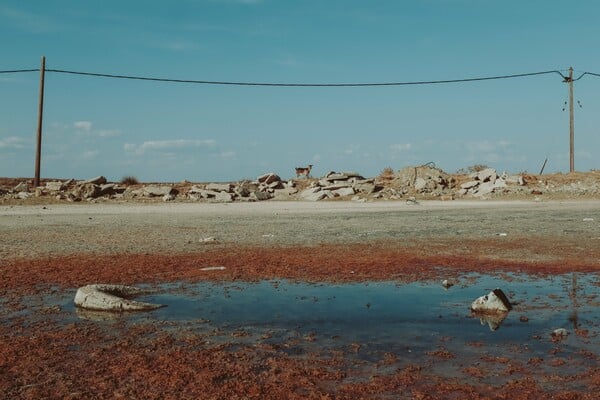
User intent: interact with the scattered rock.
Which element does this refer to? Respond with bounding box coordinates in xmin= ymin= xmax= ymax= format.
xmin=14 ymin=182 xmax=29 ymax=192
xmin=82 ymin=176 xmax=107 ymax=185
xmin=143 ymin=185 xmax=174 ymax=197
xmin=206 ymin=183 xmax=232 ymax=193
xmin=551 ymin=328 xmax=569 ymax=340
xmin=441 ymin=279 xmax=455 ymax=289
xmin=45 ymin=181 xmax=65 ymax=191
xmin=200 ymin=266 xmax=226 ymax=271
xmin=471 ymin=288 xmax=512 ymax=313
xmin=74 ymin=284 xmax=164 ymax=311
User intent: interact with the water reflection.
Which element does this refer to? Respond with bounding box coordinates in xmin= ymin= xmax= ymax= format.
xmin=472 ymin=311 xmax=508 ymax=331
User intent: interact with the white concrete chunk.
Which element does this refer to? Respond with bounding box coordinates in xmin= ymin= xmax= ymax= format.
xmin=74 ymin=284 xmax=164 ymax=311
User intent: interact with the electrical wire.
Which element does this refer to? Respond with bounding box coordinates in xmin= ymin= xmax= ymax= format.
xmin=2 ymin=67 xmax=589 ymax=86
xmin=44 ymin=68 xmax=566 ymax=87
xmin=0 ymin=69 xmax=40 ymax=74
xmin=575 ymin=71 xmax=600 ymax=81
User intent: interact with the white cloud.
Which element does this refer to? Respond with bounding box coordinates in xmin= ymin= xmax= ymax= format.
xmin=0 ymin=6 xmax=60 ymax=33
xmin=0 ymin=136 xmax=28 ymax=150
xmin=74 ymin=121 xmax=93 ymax=131
xmin=389 ymin=143 xmax=412 ymax=152
xmin=124 ymin=139 xmax=216 ymax=155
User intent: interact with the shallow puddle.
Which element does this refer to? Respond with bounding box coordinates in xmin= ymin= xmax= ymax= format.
xmin=5 ymin=272 xmax=600 ymax=383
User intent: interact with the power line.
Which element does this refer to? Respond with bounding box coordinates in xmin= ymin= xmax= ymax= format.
xmin=7 ymin=66 xmax=600 ymax=85
xmin=45 ymin=68 xmax=567 ymax=87
xmin=575 ymin=71 xmax=600 ymax=81
xmin=0 ymin=69 xmax=40 ymax=74
xmin=0 ymin=66 xmax=568 ymax=86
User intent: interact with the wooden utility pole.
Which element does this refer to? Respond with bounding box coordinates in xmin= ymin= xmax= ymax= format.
xmin=34 ymin=56 xmax=46 ymax=188
xmin=567 ymin=66 xmax=575 ymax=173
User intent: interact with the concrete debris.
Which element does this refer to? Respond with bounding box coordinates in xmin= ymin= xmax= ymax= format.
xmin=441 ymin=279 xmax=455 ymax=289
xmin=471 ymin=288 xmax=512 ymax=313
xmin=162 ymin=193 xmax=176 ymax=202
xmin=551 ymin=328 xmax=569 ymax=340
xmin=74 ymin=284 xmax=164 ymax=311
xmin=4 ymin=165 xmax=597 ymax=203
xmin=143 ymin=185 xmax=175 ymax=197
xmin=82 ymin=176 xmax=107 ymax=185
xmin=14 ymin=182 xmax=29 ymax=192
xmin=200 ymin=266 xmax=226 ymax=271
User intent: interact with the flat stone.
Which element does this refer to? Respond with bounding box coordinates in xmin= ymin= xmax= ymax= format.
xmin=460 ymin=180 xmax=479 ymax=190
xmin=206 ymin=183 xmax=232 ymax=193
xmin=74 ymin=284 xmax=164 ymax=311
xmin=333 ymin=187 xmax=355 ymax=197
xmin=322 ymin=182 xmax=352 ymax=191
xmin=473 ymin=181 xmax=495 ymax=197
xmin=257 ymin=173 xmax=281 ymax=184
xmin=45 ymin=181 xmax=65 ymax=191
xmin=353 ymin=182 xmax=377 ymax=194
xmin=143 ymin=185 xmax=174 ymax=197
xmin=83 ymin=176 xmax=107 ymax=185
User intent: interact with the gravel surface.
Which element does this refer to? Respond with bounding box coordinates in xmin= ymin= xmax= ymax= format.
xmin=2 ymin=200 xmax=600 ymax=259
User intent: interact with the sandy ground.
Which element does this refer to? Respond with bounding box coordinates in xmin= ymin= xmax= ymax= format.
xmin=2 ymin=200 xmax=600 ymax=399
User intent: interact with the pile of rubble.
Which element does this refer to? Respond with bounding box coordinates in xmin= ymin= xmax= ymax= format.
xmin=299 ymin=171 xmax=381 ymax=201
xmin=457 ymin=168 xmax=526 ymax=197
xmin=3 ymin=165 xmax=599 ymax=203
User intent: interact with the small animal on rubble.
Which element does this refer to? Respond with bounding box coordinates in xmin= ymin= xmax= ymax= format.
xmin=295 ymin=164 xmax=313 ymax=178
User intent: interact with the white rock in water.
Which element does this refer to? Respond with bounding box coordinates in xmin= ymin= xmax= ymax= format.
xmin=74 ymin=284 xmax=164 ymax=311
xmin=471 ymin=288 xmax=512 ymax=313
xmin=552 ymin=328 xmax=569 ymax=339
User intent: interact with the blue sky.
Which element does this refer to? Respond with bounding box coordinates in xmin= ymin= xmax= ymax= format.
xmin=2 ymin=0 xmax=600 ymax=182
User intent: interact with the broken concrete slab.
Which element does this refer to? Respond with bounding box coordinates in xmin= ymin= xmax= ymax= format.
xmin=13 ymin=182 xmax=29 ymax=192
xmin=83 ymin=176 xmax=107 ymax=185
xmin=206 ymin=183 xmax=232 ymax=193
xmin=257 ymin=173 xmax=281 ymax=185
xmin=460 ymin=180 xmax=479 ymax=190
xmin=215 ymin=191 xmax=234 ymax=202
xmin=253 ymin=190 xmax=273 ymax=201
xmin=477 ymin=168 xmax=497 ymax=183
xmin=471 ymin=288 xmax=512 ymax=313
xmin=333 ymin=187 xmax=355 ymax=197
xmin=74 ymin=284 xmax=164 ymax=311
xmin=143 ymin=185 xmax=174 ymax=197
xmin=45 ymin=181 xmax=65 ymax=191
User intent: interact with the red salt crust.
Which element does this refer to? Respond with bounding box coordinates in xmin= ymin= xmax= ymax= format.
xmin=2 ymin=239 xmax=600 ymax=293
xmin=2 ymin=240 xmax=600 ymax=398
